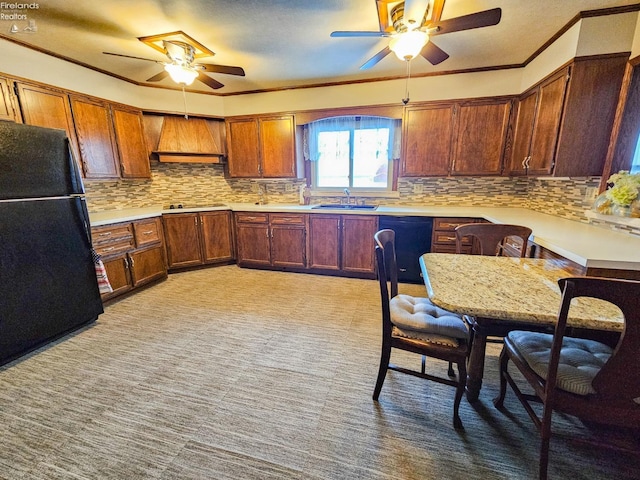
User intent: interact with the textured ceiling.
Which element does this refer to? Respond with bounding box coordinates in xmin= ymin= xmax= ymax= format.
xmin=0 ymin=0 xmax=638 ymax=95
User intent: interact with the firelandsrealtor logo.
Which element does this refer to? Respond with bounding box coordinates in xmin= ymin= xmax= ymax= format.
xmin=0 ymin=2 xmax=39 ymax=21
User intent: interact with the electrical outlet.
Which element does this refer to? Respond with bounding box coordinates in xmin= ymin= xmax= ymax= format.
xmin=584 ymin=187 xmax=597 ymax=202
xmin=412 ymin=183 xmax=424 ymax=193
xmin=285 ymin=183 xmax=294 ymax=192
xmin=250 ymin=183 xmax=259 ymax=193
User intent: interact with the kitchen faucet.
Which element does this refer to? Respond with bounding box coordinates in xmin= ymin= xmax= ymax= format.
xmin=343 ymin=188 xmax=351 ymax=205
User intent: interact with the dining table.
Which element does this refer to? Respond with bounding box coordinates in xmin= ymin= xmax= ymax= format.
xmin=419 ymin=253 xmax=625 ymax=402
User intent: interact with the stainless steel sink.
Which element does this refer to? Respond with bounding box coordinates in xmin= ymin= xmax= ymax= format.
xmin=311 ymin=204 xmax=378 ymax=210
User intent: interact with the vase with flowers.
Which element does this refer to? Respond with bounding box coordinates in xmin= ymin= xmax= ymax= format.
xmin=593 ymin=170 xmax=640 ymax=217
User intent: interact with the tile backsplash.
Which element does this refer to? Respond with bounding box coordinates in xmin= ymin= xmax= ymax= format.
xmin=85 ymin=160 xmax=601 ymax=223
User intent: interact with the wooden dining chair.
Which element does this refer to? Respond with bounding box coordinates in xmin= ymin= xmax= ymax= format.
xmin=493 ymin=276 xmax=640 ymax=480
xmin=454 ymin=222 xmax=532 ymax=257
xmin=373 ymin=229 xmax=471 ymax=428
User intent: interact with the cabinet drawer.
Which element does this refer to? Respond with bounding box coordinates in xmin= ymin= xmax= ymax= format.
xmin=92 ymin=223 xmax=134 ymax=249
xmin=94 ymin=239 xmax=134 ymax=257
xmin=270 ymin=213 xmax=306 ymax=225
xmin=433 ymin=217 xmax=476 ymax=231
xmin=134 ymin=218 xmax=161 ymax=246
xmin=235 ymin=212 xmax=269 ymax=223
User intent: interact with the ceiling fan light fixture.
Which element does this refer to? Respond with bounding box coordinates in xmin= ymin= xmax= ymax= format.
xmin=389 ymin=30 xmax=428 ymax=61
xmin=164 ymin=63 xmax=198 ymax=85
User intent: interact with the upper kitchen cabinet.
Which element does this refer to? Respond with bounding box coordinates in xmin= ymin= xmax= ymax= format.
xmin=110 ymin=105 xmax=151 ymax=178
xmin=507 ymin=54 xmax=628 ymax=177
xmin=450 ymin=98 xmax=513 ymax=176
xmin=0 ymin=76 xmax=20 ymax=122
xmin=226 ymin=114 xmax=296 ymax=178
xmin=69 ymin=94 xmax=120 ymax=179
xmin=401 ymin=97 xmax=512 ymax=176
xmin=402 ymin=103 xmax=454 ymax=176
xmin=15 ymin=82 xmax=80 ymax=163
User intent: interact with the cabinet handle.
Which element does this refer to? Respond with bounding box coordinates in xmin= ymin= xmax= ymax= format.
xmin=124 ymin=257 xmax=129 ymax=269
xmin=103 ymin=246 xmax=115 ymax=252
xmin=129 ymin=257 xmax=135 ymax=268
xmin=142 ymin=230 xmax=154 ymax=235
xmin=266 ymin=229 xmax=270 ymax=238
xmin=443 ymin=236 xmax=456 ymax=242
xmin=99 ymin=232 xmax=112 ymax=237
xmin=441 ymin=223 xmax=460 ymax=228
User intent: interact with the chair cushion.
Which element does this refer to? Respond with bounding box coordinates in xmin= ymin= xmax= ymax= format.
xmin=507 ymin=331 xmax=613 ymax=396
xmin=390 ymin=294 xmax=469 ymax=341
xmin=392 ymin=326 xmax=460 ymax=347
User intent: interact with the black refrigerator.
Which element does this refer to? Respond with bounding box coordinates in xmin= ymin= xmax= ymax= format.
xmin=0 ymin=122 xmax=103 ymax=366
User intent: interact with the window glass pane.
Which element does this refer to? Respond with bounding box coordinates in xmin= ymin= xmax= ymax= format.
xmin=316 ymin=130 xmax=350 ymax=187
xmin=353 ymin=128 xmax=389 ymax=188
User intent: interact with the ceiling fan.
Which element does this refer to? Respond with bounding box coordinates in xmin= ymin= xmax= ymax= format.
xmin=330 ymin=0 xmax=502 ymax=69
xmin=103 ymin=40 xmax=245 ymax=90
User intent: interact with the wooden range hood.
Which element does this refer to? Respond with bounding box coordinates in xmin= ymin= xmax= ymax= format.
xmin=154 ymin=115 xmax=225 ymax=163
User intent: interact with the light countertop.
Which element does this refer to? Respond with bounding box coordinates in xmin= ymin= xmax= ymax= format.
xmin=88 ymin=203 xmax=640 ymax=272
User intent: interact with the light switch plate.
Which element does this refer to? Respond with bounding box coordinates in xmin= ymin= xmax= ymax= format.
xmin=413 ymin=184 xmax=424 ymax=193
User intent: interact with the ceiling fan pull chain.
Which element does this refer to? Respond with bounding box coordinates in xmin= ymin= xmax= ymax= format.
xmin=402 ymin=60 xmax=411 ymax=105
xmin=181 ymin=86 xmax=189 ymax=119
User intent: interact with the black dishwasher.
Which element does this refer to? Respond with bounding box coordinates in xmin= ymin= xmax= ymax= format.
xmin=379 ymin=216 xmax=433 ymax=283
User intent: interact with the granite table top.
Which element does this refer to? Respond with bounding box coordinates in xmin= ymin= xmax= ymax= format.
xmin=419 ymin=253 xmax=624 ymax=332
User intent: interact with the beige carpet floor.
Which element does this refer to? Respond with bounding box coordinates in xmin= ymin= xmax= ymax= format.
xmin=0 ymin=265 xmax=638 ymax=479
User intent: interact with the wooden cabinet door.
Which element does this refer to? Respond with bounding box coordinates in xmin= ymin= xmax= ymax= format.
xmin=16 ymin=82 xmax=80 ymax=164
xmin=235 ymin=223 xmax=271 ymax=266
xmin=527 ymin=69 xmax=569 ymax=175
xmin=402 ymin=104 xmax=454 ymax=176
xmin=271 ymin=225 xmax=306 ymax=268
xmin=0 ymin=77 xmax=20 ymax=122
xmin=226 ymin=118 xmax=260 ymax=177
xmin=129 ymin=245 xmax=167 ymax=287
xmin=200 ymin=211 xmax=234 ymax=263
xmin=507 ymin=89 xmax=538 ymax=175
xmin=163 ymin=213 xmax=203 ymax=269
xmin=111 ymin=105 xmax=150 ymax=178
xmin=259 ymin=115 xmax=296 ymax=178
xmin=341 ymin=215 xmax=378 ymax=274
xmin=101 ymin=254 xmax=133 ymax=300
xmin=70 ymin=95 xmax=120 ymax=179
xmin=308 ymin=214 xmax=341 ymax=271
xmin=451 ymin=99 xmax=512 ymax=175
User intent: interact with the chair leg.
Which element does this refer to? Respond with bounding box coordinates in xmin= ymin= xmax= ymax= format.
xmin=453 ymin=359 xmax=467 ymax=429
xmin=447 ymin=361 xmax=455 ymax=377
xmin=538 ymin=406 xmax=554 ymax=480
xmin=373 ymin=341 xmax=392 ymax=401
xmin=421 ymin=355 xmax=426 ymax=374
xmin=493 ymin=345 xmax=509 ymax=409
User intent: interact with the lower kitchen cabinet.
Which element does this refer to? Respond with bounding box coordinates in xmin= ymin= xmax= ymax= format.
xmin=234 ymin=212 xmax=307 ymax=268
xmin=92 ymin=217 xmax=167 ymax=301
xmin=163 ymin=211 xmax=234 ymax=269
xmin=308 ymin=214 xmax=378 ymax=276
xmin=431 ymin=217 xmax=485 ymax=254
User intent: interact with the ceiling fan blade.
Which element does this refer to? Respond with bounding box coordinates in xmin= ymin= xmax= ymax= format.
xmin=331 ymin=31 xmax=390 ymax=38
xmin=402 ymin=0 xmax=430 ymax=29
xmin=198 ymin=64 xmax=245 ymax=76
xmin=103 ymin=51 xmax=163 ymax=64
xmin=197 ymin=73 xmax=224 ymax=90
xmin=146 ymin=70 xmax=168 ymax=82
xmin=421 ymin=41 xmax=449 ymax=65
xmin=430 ymin=8 xmax=502 ymax=36
xmin=360 ymin=46 xmax=392 ymax=70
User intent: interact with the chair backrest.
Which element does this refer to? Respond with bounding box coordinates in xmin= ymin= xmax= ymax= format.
xmin=454 ymin=223 xmax=532 ymax=257
xmin=374 ymin=229 xmax=399 ymax=298
xmin=374 ymin=229 xmax=397 ymax=337
xmin=551 ymin=277 xmax=640 ymax=405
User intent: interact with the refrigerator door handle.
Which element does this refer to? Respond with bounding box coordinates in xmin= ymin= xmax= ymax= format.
xmin=68 ymin=140 xmax=86 ymax=196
